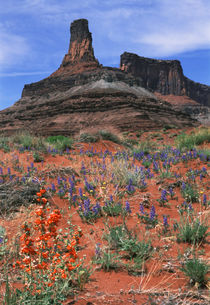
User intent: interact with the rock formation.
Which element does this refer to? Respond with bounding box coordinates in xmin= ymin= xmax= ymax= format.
xmin=120 ymin=52 xmax=210 ymax=107
xmin=0 ymin=19 xmax=199 ymax=136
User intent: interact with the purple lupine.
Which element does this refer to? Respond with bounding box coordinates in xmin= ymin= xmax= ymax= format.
xmin=126 ymin=180 xmax=135 ymax=193
xmin=0 ymin=237 xmax=3 ymax=244
xmin=51 ymin=183 xmax=56 ymax=192
xmin=0 ymin=168 xmax=3 ymax=175
xmin=95 ymin=243 xmax=101 ymax=258
xmin=79 ymin=188 xmax=83 ymax=198
xmin=84 ymin=199 xmax=91 ymax=215
xmin=31 ymin=162 xmax=34 ymax=168
xmin=69 ymin=187 xmax=73 ymax=197
xmin=203 ymin=194 xmax=207 ymax=205
xmin=125 ymin=201 xmax=131 ymax=213
xmin=150 ymin=205 xmax=156 ymax=220
xmin=92 ymin=202 xmax=101 ymax=215
xmin=81 ymin=162 xmax=86 ymax=175
xmin=163 ymin=215 xmax=169 ymax=228
xmin=169 ymin=187 xmax=174 ymax=198
xmin=140 ymin=203 xmax=144 ymax=214
xmin=188 ymin=203 xmax=193 ymax=211
xmin=57 ymin=176 xmax=61 ymax=185
xmin=7 ymin=168 xmax=11 ymax=175
xmin=153 ymin=161 xmax=159 ymax=172
xmin=161 ymin=189 xmax=167 ymax=202
xmin=200 ymin=174 xmax=203 ymax=181
xmin=182 ymin=182 xmax=186 ymax=190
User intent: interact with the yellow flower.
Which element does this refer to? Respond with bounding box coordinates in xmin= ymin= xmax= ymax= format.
xmin=101 ymin=186 xmax=106 ymax=189
xmin=200 ymin=191 xmax=204 ymax=194
xmin=90 ymin=190 xmax=93 ymax=193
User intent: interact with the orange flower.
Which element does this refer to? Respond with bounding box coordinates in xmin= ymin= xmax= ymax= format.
xmin=71 ymin=239 xmax=77 ymax=247
xmin=61 ymin=272 xmax=67 ymax=279
xmin=35 ymin=208 xmax=44 ymax=216
xmin=67 ymin=264 xmax=75 ymax=271
xmin=42 ymin=198 xmax=47 ymax=204
xmin=40 ymin=189 xmax=46 ymax=195
xmin=22 ymin=257 xmax=31 ymax=264
xmin=36 ymin=192 xmax=41 ymax=197
xmin=42 ymin=251 xmax=49 ymax=259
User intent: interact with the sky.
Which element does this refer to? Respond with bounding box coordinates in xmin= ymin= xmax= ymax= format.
xmin=0 ymin=0 xmax=210 ymax=110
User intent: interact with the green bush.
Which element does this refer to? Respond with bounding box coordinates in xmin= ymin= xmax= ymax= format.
xmin=79 ymin=132 xmax=99 ymax=143
xmin=105 ymin=225 xmax=153 ymax=260
xmin=180 ymin=256 xmax=209 ymax=287
xmin=131 ymin=141 xmax=157 ymax=155
xmin=0 ymin=137 xmax=10 ymax=152
xmin=176 ymin=128 xmax=210 ymax=151
xmin=11 ymin=132 xmax=47 ymax=151
xmin=110 ymin=159 xmax=146 ymax=188
xmin=97 ymin=130 xmax=121 ymax=144
xmin=177 ymin=215 xmax=209 ymax=244
xmin=45 ymin=135 xmax=73 ymax=151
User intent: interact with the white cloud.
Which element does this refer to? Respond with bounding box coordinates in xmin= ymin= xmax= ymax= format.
xmin=0 ymin=25 xmax=30 ymax=70
xmin=0 ymin=71 xmax=51 ymax=77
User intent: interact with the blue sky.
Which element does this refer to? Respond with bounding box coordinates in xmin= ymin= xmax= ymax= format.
xmin=0 ymin=0 xmax=210 ymax=110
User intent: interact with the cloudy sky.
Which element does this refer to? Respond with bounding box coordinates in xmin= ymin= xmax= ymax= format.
xmin=0 ymin=0 xmax=210 ymax=110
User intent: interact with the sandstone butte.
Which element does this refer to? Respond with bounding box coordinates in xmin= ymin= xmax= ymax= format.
xmin=1 ymin=18 xmax=209 ymax=136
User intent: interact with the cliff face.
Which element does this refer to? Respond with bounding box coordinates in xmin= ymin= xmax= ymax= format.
xmin=120 ymin=52 xmax=210 ymax=107
xmin=0 ymin=19 xmax=199 ymax=136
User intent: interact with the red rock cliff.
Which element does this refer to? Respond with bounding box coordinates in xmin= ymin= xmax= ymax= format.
xmin=120 ymin=52 xmax=210 ymax=107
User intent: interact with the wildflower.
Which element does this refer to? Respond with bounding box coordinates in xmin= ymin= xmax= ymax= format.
xmin=125 ymin=201 xmax=131 ymax=213
xmin=182 ymin=182 xmax=186 ymax=190
xmin=163 ymin=215 xmax=169 ymax=228
xmin=41 ymin=198 xmax=48 ymax=205
xmin=203 ymin=194 xmax=207 ymax=205
xmin=150 ymin=205 xmax=156 ymax=220
xmin=139 ymin=203 xmax=144 ymax=214
xmin=51 ymin=183 xmax=56 ymax=192
xmin=169 ymin=187 xmax=174 ymax=198
xmin=161 ymin=189 xmax=167 ymax=202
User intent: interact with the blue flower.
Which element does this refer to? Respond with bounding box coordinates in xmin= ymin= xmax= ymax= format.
xmin=125 ymin=201 xmax=131 ymax=213
xmin=203 ymin=194 xmax=207 ymax=205
xmin=161 ymin=189 xmax=167 ymax=202
xmin=163 ymin=215 xmax=169 ymax=227
xmin=150 ymin=205 xmax=156 ymax=220
xmin=139 ymin=203 xmax=144 ymax=214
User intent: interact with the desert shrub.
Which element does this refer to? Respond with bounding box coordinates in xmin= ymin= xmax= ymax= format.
xmin=122 ymin=137 xmax=138 ymax=147
xmin=132 ymin=141 xmax=157 ymax=155
xmin=181 ymin=183 xmax=199 ymax=203
xmin=0 ymin=180 xmax=41 ymax=214
xmin=180 ymin=256 xmax=209 ymax=287
xmin=105 ymin=225 xmax=153 ymax=259
xmin=33 ymin=151 xmax=44 ymax=163
xmin=97 ymin=130 xmax=121 ymax=144
xmin=79 ymin=132 xmax=99 ymax=143
xmin=11 ymin=132 xmax=47 ymax=151
xmin=45 ymin=135 xmax=73 ymax=151
xmin=0 ymin=136 xmax=10 ymax=152
xmin=110 ymin=159 xmax=147 ymax=188
xmin=176 ymin=128 xmax=210 ymax=151
xmin=92 ymin=249 xmax=120 ymax=272
xmin=176 ymin=215 xmax=209 ymax=244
